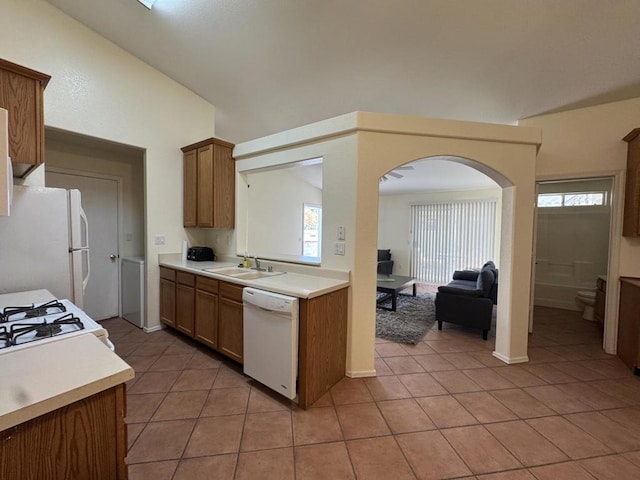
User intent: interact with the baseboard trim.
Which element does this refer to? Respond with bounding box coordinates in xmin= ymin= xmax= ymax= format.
xmin=346 ymin=369 xmax=377 ymax=378
xmin=143 ymin=324 xmax=164 ymax=333
xmin=492 ymin=351 xmax=529 ymax=364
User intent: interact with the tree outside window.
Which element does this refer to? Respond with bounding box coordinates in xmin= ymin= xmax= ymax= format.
xmin=303 ymin=204 xmax=321 ymax=259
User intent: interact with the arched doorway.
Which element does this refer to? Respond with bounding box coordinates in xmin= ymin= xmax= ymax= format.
xmin=348 ymin=121 xmax=539 ymax=377
xmin=377 ymin=155 xmax=509 ymax=330
xmin=378 ymin=156 xmax=502 ymax=288
xmin=232 ymin=111 xmax=542 ymax=378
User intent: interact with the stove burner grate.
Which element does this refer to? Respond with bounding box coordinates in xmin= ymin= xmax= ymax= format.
xmin=9 ymin=313 xmax=85 ymax=346
xmin=0 ymin=326 xmax=10 ymax=349
xmin=34 ymin=323 xmax=63 ymax=338
xmin=0 ymin=300 xmax=67 ymax=323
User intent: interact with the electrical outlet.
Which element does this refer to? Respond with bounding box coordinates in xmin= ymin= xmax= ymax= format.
xmin=154 ymin=234 xmax=165 ymax=245
xmin=337 ymin=225 xmax=346 ymax=240
xmin=334 ymin=242 xmax=345 ymax=255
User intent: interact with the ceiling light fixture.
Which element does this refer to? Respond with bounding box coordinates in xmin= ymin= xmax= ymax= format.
xmin=137 ymin=0 xmax=157 ymax=9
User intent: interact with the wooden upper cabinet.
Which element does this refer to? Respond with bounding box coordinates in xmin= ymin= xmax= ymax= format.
xmin=213 ymin=141 xmax=235 ymax=228
xmin=197 ymin=143 xmax=214 ymax=226
xmin=181 ymin=137 xmax=235 ymax=228
xmin=623 ymin=129 xmax=640 ymax=237
xmin=183 ymin=148 xmax=198 ymax=227
xmin=0 ymin=58 xmax=50 ymax=177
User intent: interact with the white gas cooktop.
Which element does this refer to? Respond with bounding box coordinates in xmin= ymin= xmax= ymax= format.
xmin=0 ymin=290 xmax=113 ymax=354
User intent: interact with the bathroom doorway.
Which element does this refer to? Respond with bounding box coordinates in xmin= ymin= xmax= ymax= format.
xmin=533 ymin=177 xmax=613 ymax=336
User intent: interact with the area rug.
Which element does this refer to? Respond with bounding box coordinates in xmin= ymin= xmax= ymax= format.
xmin=376 ymin=293 xmax=436 ymax=344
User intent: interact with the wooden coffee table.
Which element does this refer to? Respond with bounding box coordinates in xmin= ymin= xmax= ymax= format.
xmin=376 ymin=275 xmax=417 ymax=311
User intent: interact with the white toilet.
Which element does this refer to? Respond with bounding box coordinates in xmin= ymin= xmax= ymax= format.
xmin=576 ymin=290 xmax=597 ymax=321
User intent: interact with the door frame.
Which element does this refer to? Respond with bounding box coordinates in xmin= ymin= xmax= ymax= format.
xmin=531 ymin=169 xmax=624 ymax=355
xmin=47 ymin=166 xmax=124 ymax=318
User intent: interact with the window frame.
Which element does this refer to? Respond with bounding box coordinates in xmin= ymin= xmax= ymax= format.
xmin=537 ymin=191 xmax=607 ymax=208
xmin=302 ymin=203 xmax=322 ymax=260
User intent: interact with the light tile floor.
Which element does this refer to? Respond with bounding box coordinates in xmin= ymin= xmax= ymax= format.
xmin=102 ymin=304 xmax=640 ymax=480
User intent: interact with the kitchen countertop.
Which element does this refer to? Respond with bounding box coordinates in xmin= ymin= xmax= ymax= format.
xmin=620 ymin=277 xmax=640 ymax=288
xmin=159 ymin=254 xmax=350 ymax=299
xmin=0 ymin=334 xmax=134 ymax=431
xmin=0 ymin=289 xmax=57 ymax=308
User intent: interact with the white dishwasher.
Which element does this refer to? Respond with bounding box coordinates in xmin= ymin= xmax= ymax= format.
xmin=243 ymin=287 xmax=299 ymax=400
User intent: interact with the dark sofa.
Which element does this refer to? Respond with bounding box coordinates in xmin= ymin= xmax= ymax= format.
xmin=377 ymin=249 xmax=394 ymax=275
xmin=435 ymin=261 xmax=498 ymax=340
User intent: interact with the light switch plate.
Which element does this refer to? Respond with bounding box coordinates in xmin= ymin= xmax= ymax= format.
xmin=334 ymin=241 xmax=345 ymax=255
xmin=337 ymin=225 xmax=346 ymax=240
xmin=154 ymin=234 xmax=165 ymax=245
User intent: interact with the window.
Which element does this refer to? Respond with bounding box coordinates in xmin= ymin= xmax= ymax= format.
xmin=302 ymin=204 xmax=322 ymax=259
xmin=537 ymin=192 xmax=606 ymax=208
xmin=410 ymin=199 xmax=497 ymax=285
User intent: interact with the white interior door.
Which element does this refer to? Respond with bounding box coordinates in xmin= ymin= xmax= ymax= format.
xmin=47 ymin=171 xmax=120 ymax=320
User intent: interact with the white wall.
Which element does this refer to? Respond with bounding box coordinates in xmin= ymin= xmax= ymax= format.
xmin=520 ymin=96 xmax=640 ymax=351
xmin=235 ymin=112 xmax=541 ymax=375
xmin=379 ymin=187 xmax=502 ymax=277
xmin=246 ymin=167 xmax=322 ymax=260
xmin=1 ymin=0 xmax=216 ymax=330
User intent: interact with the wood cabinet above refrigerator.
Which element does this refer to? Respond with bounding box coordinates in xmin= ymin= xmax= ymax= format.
xmin=181 ymin=137 xmax=235 ymax=228
xmin=0 ymin=58 xmax=50 ymax=177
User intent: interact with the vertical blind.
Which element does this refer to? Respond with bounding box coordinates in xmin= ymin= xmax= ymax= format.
xmin=410 ymin=199 xmax=497 ymax=285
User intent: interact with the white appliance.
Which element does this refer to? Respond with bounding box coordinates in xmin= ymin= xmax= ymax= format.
xmin=0 ymin=107 xmax=12 ymax=217
xmin=121 ymin=257 xmax=144 ymax=328
xmin=243 ymin=287 xmax=299 ymax=400
xmin=0 ymin=185 xmax=90 ymax=307
xmin=0 ymin=290 xmax=114 ymax=353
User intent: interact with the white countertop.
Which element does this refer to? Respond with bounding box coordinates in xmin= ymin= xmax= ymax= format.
xmin=159 ymin=255 xmax=350 ymax=299
xmin=0 ymin=289 xmax=57 ymax=309
xmin=0 ymin=334 xmax=134 ymax=431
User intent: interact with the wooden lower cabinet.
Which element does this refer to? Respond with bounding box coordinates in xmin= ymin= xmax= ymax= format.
xmin=159 ymin=267 xmax=349 ymax=406
xmin=196 ymin=289 xmax=219 ymax=349
xmin=175 ymin=272 xmax=196 ymax=336
xmin=618 ymin=277 xmax=640 ymax=374
xmin=218 ymin=282 xmax=244 ymax=364
xmin=0 ymin=384 xmax=128 ymax=480
xmin=176 ymin=284 xmax=195 ymax=336
xmin=159 ymin=268 xmax=176 ymax=327
xmin=298 ymin=287 xmax=348 ymax=408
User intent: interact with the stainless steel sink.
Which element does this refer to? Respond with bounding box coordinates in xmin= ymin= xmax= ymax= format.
xmin=203 ymin=267 xmax=248 ymax=276
xmin=233 ymin=270 xmax=285 ymax=280
xmin=202 ymin=266 xmax=285 ymax=280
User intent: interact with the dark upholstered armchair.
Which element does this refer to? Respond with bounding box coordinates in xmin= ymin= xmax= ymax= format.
xmin=435 ymin=261 xmax=498 ymax=340
xmin=377 ymin=249 xmax=394 ymax=275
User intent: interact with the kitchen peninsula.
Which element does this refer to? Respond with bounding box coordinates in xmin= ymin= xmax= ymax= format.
xmin=0 ymin=334 xmax=134 ymax=479
xmin=158 ymin=254 xmax=350 ymax=408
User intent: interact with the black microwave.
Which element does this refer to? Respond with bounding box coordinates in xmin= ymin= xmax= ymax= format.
xmin=187 ymin=246 xmax=215 ymax=262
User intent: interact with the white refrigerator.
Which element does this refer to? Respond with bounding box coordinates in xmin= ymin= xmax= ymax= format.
xmin=0 ymin=185 xmax=90 ymax=307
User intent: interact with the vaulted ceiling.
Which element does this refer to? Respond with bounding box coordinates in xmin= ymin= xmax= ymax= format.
xmin=46 ymin=0 xmax=640 ymax=145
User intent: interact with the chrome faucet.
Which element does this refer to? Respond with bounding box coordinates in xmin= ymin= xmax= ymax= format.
xmin=252 ymin=256 xmax=266 ymax=271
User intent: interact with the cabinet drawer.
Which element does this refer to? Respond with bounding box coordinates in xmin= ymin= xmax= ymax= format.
xmin=176 ymin=271 xmax=195 ymax=286
xmin=197 ymin=275 xmax=219 ymax=294
xmin=160 ymin=267 xmax=175 ymax=281
xmin=220 ymin=281 xmax=244 ymax=302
